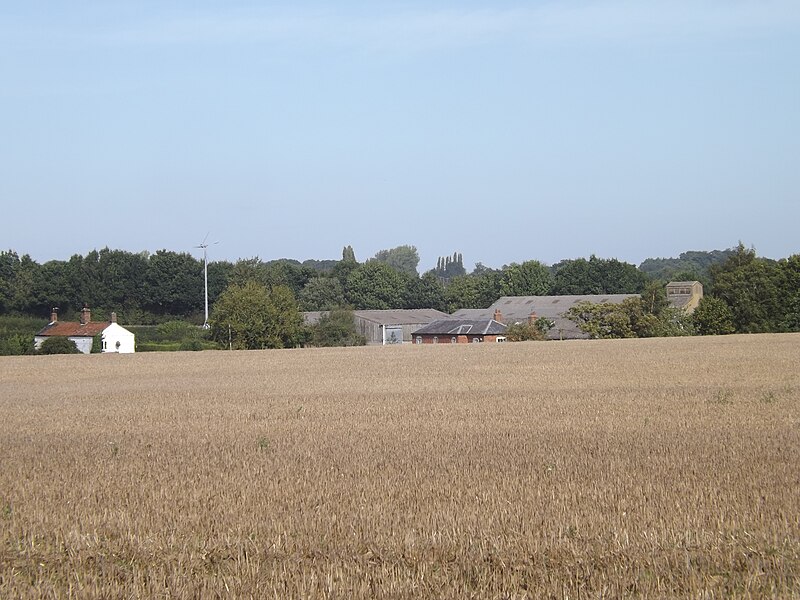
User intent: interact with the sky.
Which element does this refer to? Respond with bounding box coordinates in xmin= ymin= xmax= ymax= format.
xmin=2 ymin=1 xmax=799 ymax=272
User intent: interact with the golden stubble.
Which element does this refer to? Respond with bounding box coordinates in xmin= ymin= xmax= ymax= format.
xmin=1 ymin=334 xmax=798 ymax=598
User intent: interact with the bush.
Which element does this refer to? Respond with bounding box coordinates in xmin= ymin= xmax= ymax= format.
xmin=179 ymin=339 xmax=204 ymax=351
xmin=38 ymin=337 xmax=81 ymax=355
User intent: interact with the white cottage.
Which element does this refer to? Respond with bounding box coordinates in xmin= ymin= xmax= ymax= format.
xmin=35 ymin=308 xmax=135 ymax=354
xmin=101 ymin=317 xmax=135 ymax=353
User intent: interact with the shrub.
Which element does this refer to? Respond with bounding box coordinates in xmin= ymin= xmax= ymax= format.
xmin=38 ymin=337 xmax=81 ymax=355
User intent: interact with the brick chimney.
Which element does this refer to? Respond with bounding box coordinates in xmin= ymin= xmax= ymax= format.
xmin=80 ymin=306 xmax=91 ymax=325
xmin=111 ymin=312 xmax=117 ymax=324
xmin=50 ymin=308 xmax=58 ymax=323
xmin=528 ymin=311 xmax=538 ymax=324
xmin=493 ymin=308 xmax=503 ymax=323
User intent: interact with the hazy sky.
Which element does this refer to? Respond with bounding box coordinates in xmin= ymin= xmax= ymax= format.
xmin=2 ymin=1 xmax=798 ymax=271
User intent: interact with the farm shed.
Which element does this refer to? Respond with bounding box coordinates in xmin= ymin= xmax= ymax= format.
xmin=412 ymin=317 xmax=507 ymax=344
xmin=35 ymin=308 xmax=135 ymax=354
xmin=451 ymin=294 xmax=639 ymax=340
xmin=303 ymin=308 xmax=449 ymax=345
xmin=666 ymin=281 xmax=703 ymax=314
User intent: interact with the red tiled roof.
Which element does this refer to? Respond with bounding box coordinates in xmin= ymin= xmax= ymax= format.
xmin=37 ymin=321 xmax=108 ymax=337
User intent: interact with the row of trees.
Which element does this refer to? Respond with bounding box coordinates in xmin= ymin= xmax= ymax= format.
xmin=2 ymin=243 xmax=798 ymax=348
xmin=0 ymin=246 xmax=654 ymax=323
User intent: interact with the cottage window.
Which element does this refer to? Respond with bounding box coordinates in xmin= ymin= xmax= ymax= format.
xmin=415 ymin=336 xmax=422 ymax=344
xmin=451 ymin=337 xmax=456 ymax=344
xmin=433 ymin=337 xmax=438 ymax=344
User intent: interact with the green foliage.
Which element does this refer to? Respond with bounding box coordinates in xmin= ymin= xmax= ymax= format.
xmin=444 ymin=275 xmax=481 ymax=312
xmin=38 ymin=336 xmax=81 ymax=354
xmin=551 ymin=255 xmax=647 ymax=295
xmin=91 ymin=334 xmax=103 ymax=353
xmin=370 ymin=245 xmax=420 ymax=276
xmin=157 ymin=320 xmax=202 ymax=341
xmin=144 ymin=250 xmax=202 ymax=315
xmin=710 ymin=244 xmax=785 ymax=333
xmin=342 ymin=245 xmax=356 ymax=263
xmin=565 ymin=298 xmax=693 ymax=339
xmin=434 ymin=252 xmax=466 ymax=281
xmin=405 ymin=273 xmax=446 ymax=311
xmin=179 ymin=339 xmax=204 ymax=351
xmin=299 ymin=277 xmax=346 ymax=311
xmin=505 ymin=317 xmax=552 ymax=342
xmin=311 ymin=308 xmax=366 ymax=347
xmin=640 ymin=249 xmax=734 ymax=284
xmin=0 ymin=315 xmax=45 ymax=355
xmin=211 ymin=281 xmax=303 ymax=350
xmin=499 ymin=261 xmax=552 ymax=297
xmin=346 ymin=262 xmax=408 ymax=310
xmin=692 ymin=297 xmax=736 ymax=335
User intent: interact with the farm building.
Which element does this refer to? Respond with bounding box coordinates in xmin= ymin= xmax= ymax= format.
xmin=451 ymin=294 xmax=639 ymax=340
xmin=666 ymin=281 xmax=704 ymax=313
xmin=412 ymin=316 xmax=507 ymax=344
xmin=303 ymin=308 xmax=449 ymax=345
xmin=35 ymin=308 xmax=135 ymax=354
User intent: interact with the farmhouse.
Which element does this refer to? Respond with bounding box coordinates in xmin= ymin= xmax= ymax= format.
xmin=35 ymin=308 xmax=135 ymax=354
xmin=303 ymin=308 xmax=449 ymax=345
xmin=412 ymin=313 xmax=507 ymax=344
xmin=452 ymin=294 xmax=639 ymax=340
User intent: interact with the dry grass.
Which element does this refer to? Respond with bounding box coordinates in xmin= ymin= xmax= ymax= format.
xmin=1 ymin=334 xmax=799 ymax=598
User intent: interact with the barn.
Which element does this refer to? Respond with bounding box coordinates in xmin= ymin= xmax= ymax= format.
xmin=304 ymin=309 xmax=449 ymax=345
xmin=451 ymin=294 xmax=639 ymax=340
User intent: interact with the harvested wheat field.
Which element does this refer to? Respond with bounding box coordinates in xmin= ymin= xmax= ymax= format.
xmin=1 ymin=334 xmax=799 ymax=598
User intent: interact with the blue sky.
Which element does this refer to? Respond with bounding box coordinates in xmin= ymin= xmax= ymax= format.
xmin=2 ymin=1 xmax=798 ymax=271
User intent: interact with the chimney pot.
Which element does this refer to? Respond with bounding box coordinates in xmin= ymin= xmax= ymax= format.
xmin=50 ymin=308 xmax=58 ymax=323
xmin=493 ymin=308 xmax=503 ymax=322
xmin=111 ymin=312 xmax=117 ymax=324
xmin=528 ymin=311 xmax=538 ymax=324
xmin=80 ymin=306 xmax=91 ymax=325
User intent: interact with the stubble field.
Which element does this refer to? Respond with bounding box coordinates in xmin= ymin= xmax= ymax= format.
xmin=1 ymin=334 xmax=799 ymax=598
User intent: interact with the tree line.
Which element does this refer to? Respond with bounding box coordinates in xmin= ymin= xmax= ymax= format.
xmin=1 ymin=243 xmax=798 ymax=351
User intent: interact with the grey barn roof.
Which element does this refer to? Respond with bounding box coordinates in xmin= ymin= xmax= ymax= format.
xmin=413 ymin=318 xmax=507 ymax=336
xmin=451 ymin=294 xmax=639 ymax=340
xmin=303 ymin=308 xmax=448 ymax=326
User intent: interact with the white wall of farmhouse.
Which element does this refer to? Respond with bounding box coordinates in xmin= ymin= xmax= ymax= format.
xmin=102 ymin=323 xmax=135 ymax=353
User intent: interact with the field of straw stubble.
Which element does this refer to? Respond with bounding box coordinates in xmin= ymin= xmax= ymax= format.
xmin=1 ymin=334 xmax=799 ymax=598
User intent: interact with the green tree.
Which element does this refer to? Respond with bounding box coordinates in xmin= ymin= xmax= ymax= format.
xmin=342 ymin=245 xmax=356 ymax=262
xmin=444 ymin=275 xmax=481 ymax=312
xmin=210 ymin=281 xmax=303 ymax=349
xmin=370 ymin=245 xmax=420 ymax=276
xmin=692 ymin=297 xmax=735 ymax=335
xmin=299 ymin=277 xmax=346 ymax=311
xmin=551 ymin=256 xmax=647 ymax=295
xmin=263 ymin=285 xmax=304 ymax=348
xmin=505 ymin=317 xmax=552 ymax=341
xmin=346 ymin=262 xmax=408 ymax=309
xmin=144 ymin=250 xmax=202 ymax=315
xmin=434 ymin=252 xmax=466 ymax=281
xmin=499 ymin=260 xmax=552 ymax=297
xmin=710 ymin=244 xmax=785 ymax=333
xmin=405 ymin=272 xmax=446 ymax=311
xmin=38 ymin=336 xmax=81 ymax=354
xmin=311 ymin=308 xmax=366 ymax=347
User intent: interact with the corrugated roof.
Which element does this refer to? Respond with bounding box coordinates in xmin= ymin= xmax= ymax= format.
xmin=666 ymin=281 xmax=701 ymax=287
xmin=37 ymin=321 xmax=108 ymax=338
xmin=412 ymin=319 xmax=507 ymax=336
xmin=451 ymin=294 xmax=639 ymax=340
xmin=354 ymin=309 xmax=449 ymax=325
xmin=303 ymin=309 xmax=448 ymax=326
